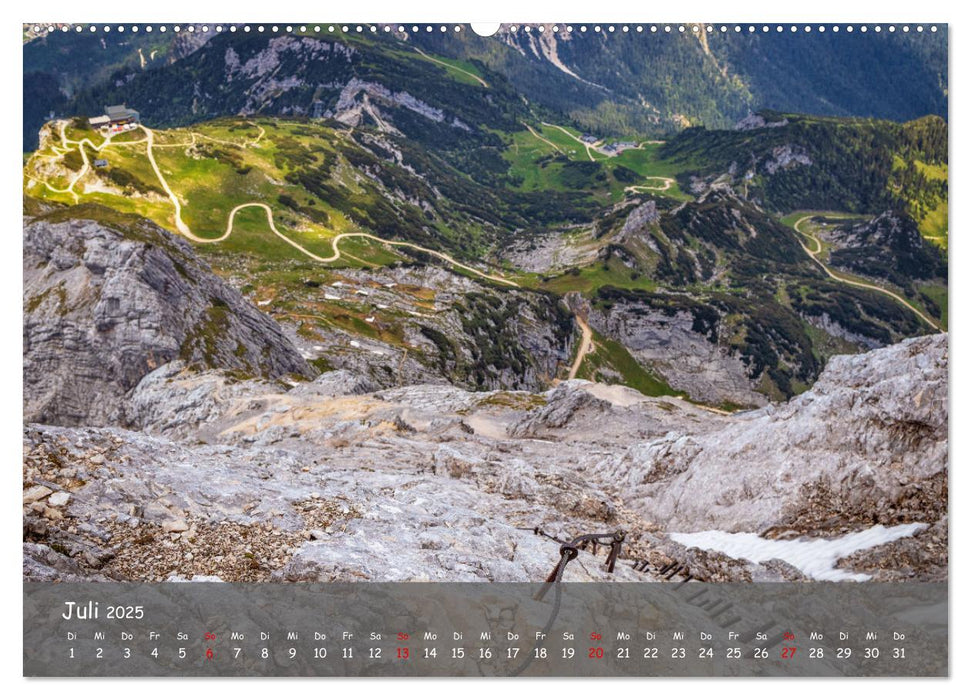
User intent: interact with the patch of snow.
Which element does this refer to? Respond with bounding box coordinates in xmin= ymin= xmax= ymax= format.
xmin=670 ymin=523 xmax=927 ymax=582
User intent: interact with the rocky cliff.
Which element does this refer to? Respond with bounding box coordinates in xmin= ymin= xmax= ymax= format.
xmin=585 ymin=299 xmax=769 ymax=408
xmin=596 ymin=333 xmax=947 ymax=536
xmin=238 ymin=260 xmax=578 ymax=395
xmin=23 ymin=206 xmax=311 ymax=426
xmin=24 ymin=333 xmax=947 ymax=584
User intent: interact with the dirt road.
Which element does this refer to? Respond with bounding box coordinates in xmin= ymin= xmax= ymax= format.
xmin=792 ymin=214 xmax=941 ymax=331
xmin=568 ymin=314 xmax=594 ymax=379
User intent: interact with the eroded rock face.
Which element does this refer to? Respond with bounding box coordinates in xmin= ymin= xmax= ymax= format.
xmin=734 ymin=113 xmax=789 ymax=131
xmin=586 ymin=302 xmax=768 ymax=408
xmin=23 ymin=211 xmax=311 ymax=426
xmin=617 ymin=200 xmax=659 ymax=244
xmin=21 ymin=419 xmax=649 ymax=584
xmin=22 ymin=284 xmax=947 ymax=584
xmin=597 ymin=333 xmax=947 ymax=534
xmin=125 ymin=361 xmax=281 ymax=438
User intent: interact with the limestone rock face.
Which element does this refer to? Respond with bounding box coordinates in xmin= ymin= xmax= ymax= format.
xmin=21 ymin=421 xmax=646 ymax=583
xmin=278 ymin=263 xmax=577 ymax=394
xmin=23 ymin=211 xmax=311 ymax=426
xmin=597 ymin=333 xmax=947 ymax=533
xmin=22 ymin=265 xmax=947 ymax=584
xmin=617 ymin=200 xmax=660 ymax=244
xmin=125 ymin=361 xmax=281 ymax=438
xmin=586 ymin=302 xmax=768 ymax=408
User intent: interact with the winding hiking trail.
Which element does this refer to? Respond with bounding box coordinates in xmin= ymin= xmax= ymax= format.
xmin=32 ymin=119 xmax=755 ymax=412
xmin=568 ymin=315 xmax=595 ymax=380
xmin=542 ymin=122 xmax=599 ymax=162
xmin=562 ymin=315 xmax=734 ymax=415
xmin=792 ymin=214 xmax=941 ymax=331
xmin=31 ymin=120 xmax=519 ymax=288
xmin=414 ymin=48 xmax=489 ymax=88
xmin=534 ymin=122 xmax=676 ymax=191
xmin=141 ymin=126 xmax=519 ymax=287
xmin=115 ymin=125 xmax=655 ymax=389
xmin=33 ymin=122 xmax=519 ymax=287
xmin=523 ymin=123 xmax=563 ymax=154
xmin=29 ymin=122 xmax=147 ymax=201
xmin=624 ymin=178 xmax=675 ymax=193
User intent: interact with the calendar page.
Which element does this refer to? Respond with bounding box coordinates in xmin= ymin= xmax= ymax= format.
xmin=22 ymin=20 xmax=948 ymax=677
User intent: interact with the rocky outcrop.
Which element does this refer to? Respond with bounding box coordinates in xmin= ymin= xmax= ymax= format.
xmin=617 ymin=200 xmax=659 ymax=245
xmin=169 ymin=24 xmax=222 ymax=61
xmin=329 ymin=78 xmax=470 ymax=133
xmin=22 ymin=325 xmax=946 ymax=583
xmin=23 ymin=208 xmax=311 ymax=426
xmin=762 ymin=144 xmax=812 ymax=174
xmin=586 ymin=301 xmax=768 ymax=408
xmin=225 ymin=35 xmax=354 ymax=82
xmin=222 ymin=35 xmax=356 ymax=115
xmin=501 ymin=227 xmax=600 ymax=274
xmin=437 ymin=288 xmax=574 ymax=391
xmin=734 ymin=113 xmax=789 ymax=130
xmin=596 ymin=333 xmax=947 ymax=534
xmin=125 ymin=361 xmax=281 ymax=438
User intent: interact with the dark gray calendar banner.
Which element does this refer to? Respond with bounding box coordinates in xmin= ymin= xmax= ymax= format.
xmin=24 ymin=582 xmax=947 ymax=676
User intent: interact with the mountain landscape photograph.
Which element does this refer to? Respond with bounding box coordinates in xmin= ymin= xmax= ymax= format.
xmin=22 ymin=22 xmax=948 ymax=586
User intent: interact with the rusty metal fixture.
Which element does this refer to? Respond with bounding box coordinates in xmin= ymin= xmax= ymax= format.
xmin=530 ymin=529 xmax=626 ymax=602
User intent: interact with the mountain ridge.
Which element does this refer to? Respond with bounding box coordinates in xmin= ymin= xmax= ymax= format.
xmin=24 ymin=25 xmax=948 ymax=150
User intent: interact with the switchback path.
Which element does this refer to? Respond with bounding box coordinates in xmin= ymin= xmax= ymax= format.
xmin=568 ymin=315 xmax=594 ymax=380
xmin=624 ymin=177 xmax=674 ymax=193
xmin=537 ymin=122 xmax=676 ymax=191
xmin=31 ymin=120 xmax=519 ymax=288
xmin=523 ymin=123 xmax=564 ymax=154
xmin=791 ymin=214 xmax=941 ymax=331
xmin=141 ymin=125 xmax=519 ymax=287
xmin=30 ymin=123 xmax=147 ymax=201
xmin=414 ymin=48 xmax=489 ymax=88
